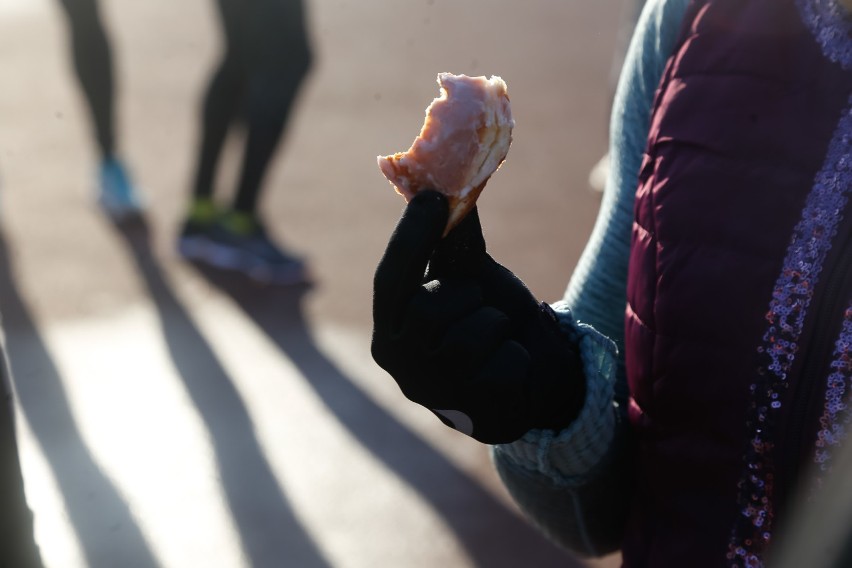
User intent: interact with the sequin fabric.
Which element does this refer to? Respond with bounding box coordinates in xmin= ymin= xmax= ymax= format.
xmin=726 ymin=5 xmax=852 ymax=565
xmin=797 ymin=0 xmax=852 ymax=70
xmin=813 ymin=306 xmax=852 ymax=486
xmin=728 ymin=105 xmax=852 ymax=566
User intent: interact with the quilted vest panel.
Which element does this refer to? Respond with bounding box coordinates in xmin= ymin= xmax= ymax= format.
xmin=622 ymin=1 xmax=852 ymax=566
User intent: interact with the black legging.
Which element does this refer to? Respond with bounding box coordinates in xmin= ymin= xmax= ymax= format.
xmin=192 ymin=0 xmax=312 ymax=215
xmin=56 ymin=0 xmax=115 ymax=160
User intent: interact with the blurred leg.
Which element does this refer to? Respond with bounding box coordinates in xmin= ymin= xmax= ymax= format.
xmin=179 ymin=0 xmax=311 ymax=285
xmin=56 ymin=0 xmax=115 ymax=159
xmin=57 ymin=0 xmax=143 ymax=218
xmin=231 ymin=0 xmax=312 ymax=215
xmin=191 ymin=57 xmax=245 ymax=200
xmin=190 ymin=0 xmax=248 ymax=201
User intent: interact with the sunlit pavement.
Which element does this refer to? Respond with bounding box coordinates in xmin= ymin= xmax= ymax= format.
xmin=3 ymin=237 xmax=573 ymax=567
xmin=1 ymin=0 xmax=623 ymax=566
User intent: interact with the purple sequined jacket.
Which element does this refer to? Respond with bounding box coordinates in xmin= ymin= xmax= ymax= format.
xmin=494 ymin=1 xmax=852 ymax=567
xmin=623 ymin=0 xmax=852 ymax=565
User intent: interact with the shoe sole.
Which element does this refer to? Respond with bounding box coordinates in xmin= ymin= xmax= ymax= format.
xmin=178 ymin=237 xmax=309 ymax=286
xmin=98 ymin=194 xmax=144 ymax=220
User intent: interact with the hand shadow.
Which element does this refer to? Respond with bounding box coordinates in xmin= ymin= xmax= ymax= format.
xmin=185 ymin=254 xmax=581 ymax=568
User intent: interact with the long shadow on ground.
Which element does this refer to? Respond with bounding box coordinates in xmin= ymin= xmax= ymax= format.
xmin=109 ymin=216 xmax=330 ymax=568
xmin=189 ymin=259 xmax=580 ymax=568
xmin=0 ymin=230 xmax=161 ymax=568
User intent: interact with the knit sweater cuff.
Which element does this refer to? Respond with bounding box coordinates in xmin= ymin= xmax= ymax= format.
xmin=493 ymin=302 xmax=618 ymax=483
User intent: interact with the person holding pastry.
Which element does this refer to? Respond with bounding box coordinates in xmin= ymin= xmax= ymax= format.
xmin=371 ymin=0 xmax=852 ymax=566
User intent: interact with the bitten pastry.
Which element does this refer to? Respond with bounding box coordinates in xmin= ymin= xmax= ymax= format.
xmin=377 ymin=73 xmax=514 ymax=234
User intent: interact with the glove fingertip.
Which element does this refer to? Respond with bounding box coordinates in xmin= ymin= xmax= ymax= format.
xmin=409 ymin=189 xmax=448 ymax=212
xmin=432 ymin=409 xmax=475 ymax=437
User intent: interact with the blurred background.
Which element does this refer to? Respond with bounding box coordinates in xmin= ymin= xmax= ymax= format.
xmin=0 ymin=0 xmax=625 ymax=566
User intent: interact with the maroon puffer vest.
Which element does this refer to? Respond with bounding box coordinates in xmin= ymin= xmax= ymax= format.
xmin=622 ymin=1 xmax=852 ymax=566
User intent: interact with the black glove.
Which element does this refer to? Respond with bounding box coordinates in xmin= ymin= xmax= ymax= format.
xmin=372 ymin=190 xmax=586 ymax=444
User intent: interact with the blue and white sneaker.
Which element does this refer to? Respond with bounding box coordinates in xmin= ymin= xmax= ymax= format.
xmin=98 ymin=158 xmax=143 ymax=219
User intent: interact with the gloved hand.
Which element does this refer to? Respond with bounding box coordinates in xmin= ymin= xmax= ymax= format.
xmin=372 ymin=190 xmax=586 ymax=444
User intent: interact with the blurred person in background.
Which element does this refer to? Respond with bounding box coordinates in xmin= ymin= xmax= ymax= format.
xmin=371 ymin=0 xmax=852 ymax=566
xmin=0 ymin=345 xmax=42 ymax=567
xmin=588 ymin=0 xmax=646 ymax=194
xmin=177 ymin=0 xmax=312 ymax=285
xmin=57 ymin=0 xmax=143 ymax=219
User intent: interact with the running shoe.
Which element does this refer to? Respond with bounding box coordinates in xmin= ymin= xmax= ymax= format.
xmin=178 ymin=209 xmax=309 ymax=285
xmin=176 ymin=197 xmax=221 ymax=260
xmin=98 ymin=158 xmax=144 ymax=219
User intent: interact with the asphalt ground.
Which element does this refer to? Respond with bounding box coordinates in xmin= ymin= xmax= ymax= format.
xmin=0 ymin=0 xmax=624 ymax=566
